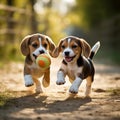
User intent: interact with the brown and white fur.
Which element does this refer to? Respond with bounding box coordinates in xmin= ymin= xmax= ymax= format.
xmin=53 ymin=36 xmax=100 ymax=96
xmin=20 ymin=33 xmax=56 ymax=93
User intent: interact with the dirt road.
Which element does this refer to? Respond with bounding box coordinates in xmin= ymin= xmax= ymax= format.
xmin=0 ymin=58 xmax=120 ymax=120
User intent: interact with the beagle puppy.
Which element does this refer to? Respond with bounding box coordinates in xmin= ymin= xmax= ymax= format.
xmin=53 ymin=36 xmax=100 ymax=96
xmin=20 ymin=33 xmax=56 ymax=93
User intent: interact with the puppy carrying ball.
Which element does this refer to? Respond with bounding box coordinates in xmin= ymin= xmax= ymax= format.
xmin=20 ymin=33 xmax=55 ymax=93
xmin=36 ymin=54 xmax=51 ymax=70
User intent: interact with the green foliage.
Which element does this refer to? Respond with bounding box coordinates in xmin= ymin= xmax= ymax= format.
xmin=0 ymin=0 xmax=74 ymax=63
xmin=0 ymin=43 xmax=24 ymax=63
xmin=0 ymin=0 xmax=120 ymax=64
xmin=36 ymin=9 xmax=67 ymax=44
xmin=75 ymin=0 xmax=120 ymax=29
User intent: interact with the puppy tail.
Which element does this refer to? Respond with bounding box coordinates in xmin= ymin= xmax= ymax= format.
xmin=89 ymin=41 xmax=100 ymax=60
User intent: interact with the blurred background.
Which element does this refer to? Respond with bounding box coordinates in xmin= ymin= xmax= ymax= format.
xmin=0 ymin=0 xmax=120 ymax=65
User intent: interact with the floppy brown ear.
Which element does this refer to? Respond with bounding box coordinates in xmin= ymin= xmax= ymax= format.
xmin=45 ymin=36 xmax=56 ymax=57
xmin=80 ymin=39 xmax=91 ymax=58
xmin=52 ymin=39 xmax=64 ymax=58
xmin=20 ymin=35 xmax=31 ymax=56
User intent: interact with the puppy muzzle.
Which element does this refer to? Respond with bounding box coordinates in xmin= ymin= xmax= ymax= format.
xmin=64 ymin=55 xmax=76 ymax=62
xmin=33 ymin=50 xmax=46 ymax=59
xmin=63 ymin=51 xmax=76 ymax=62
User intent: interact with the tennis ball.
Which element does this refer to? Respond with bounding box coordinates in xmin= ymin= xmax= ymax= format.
xmin=36 ymin=54 xmax=51 ymax=70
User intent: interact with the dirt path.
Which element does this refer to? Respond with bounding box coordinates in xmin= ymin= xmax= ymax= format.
xmin=0 ymin=58 xmax=120 ymax=120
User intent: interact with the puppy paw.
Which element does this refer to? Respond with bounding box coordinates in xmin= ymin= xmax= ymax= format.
xmin=25 ymin=80 xmax=34 ymax=87
xmin=56 ymin=79 xmax=66 ymax=85
xmin=35 ymin=86 xmax=43 ymax=93
xmin=56 ymin=71 xmax=65 ymax=85
xmin=69 ymin=77 xmax=82 ymax=94
xmin=24 ymin=75 xmax=34 ymax=87
xmin=85 ymin=85 xmax=91 ymax=97
xmin=69 ymin=85 xmax=78 ymax=94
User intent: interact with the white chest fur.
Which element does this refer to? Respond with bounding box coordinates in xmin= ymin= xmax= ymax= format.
xmin=67 ymin=63 xmax=83 ymax=80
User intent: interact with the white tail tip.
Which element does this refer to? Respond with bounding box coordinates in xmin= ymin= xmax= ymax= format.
xmin=91 ymin=41 xmax=100 ymax=54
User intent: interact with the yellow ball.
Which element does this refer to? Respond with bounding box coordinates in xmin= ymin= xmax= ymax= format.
xmin=36 ymin=54 xmax=51 ymax=70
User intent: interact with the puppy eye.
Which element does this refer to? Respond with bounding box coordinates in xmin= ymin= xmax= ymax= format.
xmin=61 ymin=45 xmax=65 ymax=49
xmin=72 ymin=45 xmax=77 ymax=49
xmin=32 ymin=43 xmax=38 ymax=48
xmin=43 ymin=43 xmax=47 ymax=48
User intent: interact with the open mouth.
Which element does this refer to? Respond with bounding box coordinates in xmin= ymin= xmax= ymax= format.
xmin=65 ymin=55 xmax=76 ymax=62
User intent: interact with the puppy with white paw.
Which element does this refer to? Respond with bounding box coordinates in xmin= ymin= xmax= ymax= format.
xmin=20 ymin=33 xmax=56 ymax=93
xmin=53 ymin=36 xmax=100 ymax=96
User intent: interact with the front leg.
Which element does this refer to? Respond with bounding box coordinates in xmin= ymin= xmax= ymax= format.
xmin=69 ymin=77 xmax=83 ymax=94
xmin=56 ymin=70 xmax=66 ymax=85
xmin=24 ymin=64 xmax=34 ymax=87
xmin=24 ymin=75 xmax=34 ymax=87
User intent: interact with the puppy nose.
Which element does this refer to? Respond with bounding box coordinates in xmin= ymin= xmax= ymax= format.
xmin=33 ymin=54 xmax=37 ymax=59
xmin=64 ymin=51 xmax=69 ymax=56
xmin=39 ymin=50 xmax=45 ymax=54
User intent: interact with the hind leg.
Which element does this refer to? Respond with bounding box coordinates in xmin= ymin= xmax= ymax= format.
xmin=42 ymin=69 xmax=50 ymax=87
xmin=33 ymin=77 xmax=43 ymax=93
xmin=85 ymin=76 xmax=94 ymax=97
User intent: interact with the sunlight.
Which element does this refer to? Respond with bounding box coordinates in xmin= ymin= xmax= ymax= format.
xmin=63 ymin=0 xmax=75 ymax=5
xmin=54 ymin=0 xmax=76 ymax=15
xmin=34 ymin=0 xmax=76 ymax=15
xmin=34 ymin=0 xmax=44 ymax=14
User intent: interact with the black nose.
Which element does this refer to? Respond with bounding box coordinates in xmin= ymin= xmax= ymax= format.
xmin=33 ymin=54 xmax=37 ymax=59
xmin=64 ymin=51 xmax=69 ymax=56
xmin=39 ymin=50 xmax=45 ymax=54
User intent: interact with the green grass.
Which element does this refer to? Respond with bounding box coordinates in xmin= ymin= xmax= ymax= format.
xmin=0 ymin=90 xmax=30 ymax=108
xmin=0 ymin=91 xmax=13 ymax=107
xmin=0 ymin=44 xmax=24 ymax=67
xmin=107 ymin=88 xmax=120 ymax=96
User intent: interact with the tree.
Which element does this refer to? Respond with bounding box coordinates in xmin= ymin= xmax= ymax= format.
xmin=75 ymin=0 xmax=120 ymax=29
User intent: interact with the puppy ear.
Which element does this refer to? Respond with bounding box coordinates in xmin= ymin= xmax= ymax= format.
xmin=20 ymin=35 xmax=31 ymax=56
xmin=45 ymin=36 xmax=56 ymax=57
xmin=52 ymin=39 xmax=63 ymax=58
xmin=80 ymin=39 xmax=91 ymax=58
